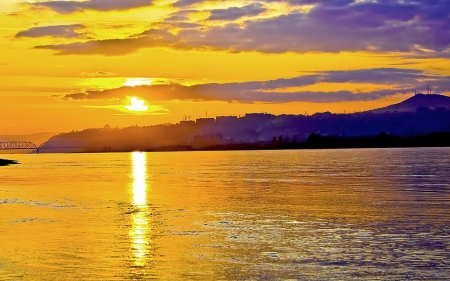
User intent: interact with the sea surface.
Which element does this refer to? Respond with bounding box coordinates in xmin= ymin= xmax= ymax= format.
xmin=1 ymin=148 xmax=450 ymax=280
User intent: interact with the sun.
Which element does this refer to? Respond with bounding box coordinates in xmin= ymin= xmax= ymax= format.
xmin=126 ymin=97 xmax=149 ymax=112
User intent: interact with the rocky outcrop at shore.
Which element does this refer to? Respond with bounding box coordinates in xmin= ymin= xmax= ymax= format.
xmin=0 ymin=158 xmax=19 ymax=166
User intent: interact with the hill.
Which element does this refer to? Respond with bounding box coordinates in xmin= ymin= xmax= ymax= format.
xmin=369 ymin=94 xmax=450 ymax=114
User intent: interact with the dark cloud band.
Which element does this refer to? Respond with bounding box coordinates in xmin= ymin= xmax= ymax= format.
xmin=33 ymin=0 xmax=153 ymax=13
xmin=16 ymin=24 xmax=85 ymax=38
xmin=62 ymin=68 xmax=450 ymax=103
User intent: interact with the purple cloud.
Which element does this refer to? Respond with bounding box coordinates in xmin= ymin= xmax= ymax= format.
xmin=16 ymin=24 xmax=85 ymax=38
xmin=172 ymin=0 xmax=209 ymax=7
xmin=32 ymin=0 xmax=450 ymax=56
xmin=33 ymin=0 xmax=153 ymax=13
xmin=35 ymin=29 xmax=177 ymax=56
xmin=208 ymin=3 xmax=267 ymax=21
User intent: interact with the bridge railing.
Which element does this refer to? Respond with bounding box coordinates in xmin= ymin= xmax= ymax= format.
xmin=0 ymin=142 xmax=38 ymax=150
xmin=0 ymin=141 xmax=85 ymax=153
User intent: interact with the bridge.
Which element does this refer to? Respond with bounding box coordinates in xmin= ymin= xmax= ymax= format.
xmin=0 ymin=142 xmax=37 ymax=150
xmin=0 ymin=141 xmax=85 ymax=153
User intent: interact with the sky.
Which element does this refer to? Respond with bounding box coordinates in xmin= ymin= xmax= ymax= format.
xmin=1 ymin=0 xmax=450 ymax=134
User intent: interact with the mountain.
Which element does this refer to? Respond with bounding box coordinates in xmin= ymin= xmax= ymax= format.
xmin=369 ymin=94 xmax=450 ymax=114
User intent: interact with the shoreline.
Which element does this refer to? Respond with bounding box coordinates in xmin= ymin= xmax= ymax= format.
xmin=71 ymin=143 xmax=450 ymax=153
xmin=4 ymin=131 xmax=450 ymax=154
xmin=2 ymin=145 xmax=450 ymax=156
xmin=89 ymin=132 xmax=450 ymax=153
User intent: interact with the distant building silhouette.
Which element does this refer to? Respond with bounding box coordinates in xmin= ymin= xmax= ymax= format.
xmin=196 ymin=118 xmax=215 ymax=126
xmin=179 ymin=120 xmax=196 ymax=126
xmin=216 ymin=116 xmax=238 ymax=124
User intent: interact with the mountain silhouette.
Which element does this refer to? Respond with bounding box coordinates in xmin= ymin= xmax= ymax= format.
xmin=35 ymin=93 xmax=450 ymax=152
xmin=369 ymin=94 xmax=450 ymax=114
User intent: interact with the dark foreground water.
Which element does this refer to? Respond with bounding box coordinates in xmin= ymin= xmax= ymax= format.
xmin=1 ymin=148 xmax=449 ymax=280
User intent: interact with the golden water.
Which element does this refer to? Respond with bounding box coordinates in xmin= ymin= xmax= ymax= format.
xmin=1 ymin=149 xmax=449 ymax=280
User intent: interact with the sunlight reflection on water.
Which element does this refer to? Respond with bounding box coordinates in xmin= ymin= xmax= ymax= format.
xmin=0 ymin=148 xmax=449 ymax=280
xmin=130 ymin=152 xmax=150 ymax=267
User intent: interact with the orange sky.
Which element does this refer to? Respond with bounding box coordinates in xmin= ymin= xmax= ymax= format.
xmin=1 ymin=0 xmax=449 ymax=134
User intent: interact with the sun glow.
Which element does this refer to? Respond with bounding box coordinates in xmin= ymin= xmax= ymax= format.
xmin=124 ymin=78 xmax=154 ymax=87
xmin=126 ymin=97 xmax=149 ymax=112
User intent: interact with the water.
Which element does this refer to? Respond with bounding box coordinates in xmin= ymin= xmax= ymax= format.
xmin=1 ymin=148 xmax=450 ymax=280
